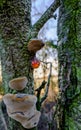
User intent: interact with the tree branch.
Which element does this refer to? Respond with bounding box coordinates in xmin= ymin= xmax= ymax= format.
xmin=40 ymin=62 xmax=52 ymax=103
xmin=35 ymin=81 xmax=47 ymax=110
xmin=27 ymin=0 xmax=60 ymax=40
xmin=32 ymin=0 xmax=60 ymax=30
xmin=35 ymin=62 xmax=52 ymax=110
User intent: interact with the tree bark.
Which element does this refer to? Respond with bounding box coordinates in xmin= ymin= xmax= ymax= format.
xmin=0 ymin=0 xmax=60 ymax=129
xmin=57 ymin=0 xmax=81 ymax=129
xmin=0 ymin=0 xmax=34 ymax=94
xmin=0 ymin=0 xmax=35 ymax=130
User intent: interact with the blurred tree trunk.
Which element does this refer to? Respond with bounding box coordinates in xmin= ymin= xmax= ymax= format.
xmin=0 ymin=0 xmax=60 ymax=130
xmin=57 ymin=0 xmax=81 ymax=129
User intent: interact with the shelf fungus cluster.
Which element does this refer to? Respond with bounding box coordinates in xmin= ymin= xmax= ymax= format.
xmin=3 ymin=77 xmax=41 ymax=129
xmin=27 ymin=39 xmax=45 ymax=69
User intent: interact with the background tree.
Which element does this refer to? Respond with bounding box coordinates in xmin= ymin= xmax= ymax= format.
xmin=0 ymin=0 xmax=60 ymax=130
xmin=57 ymin=0 xmax=81 ymax=130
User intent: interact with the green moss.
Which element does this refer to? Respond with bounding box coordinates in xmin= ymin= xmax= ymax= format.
xmin=0 ymin=85 xmax=4 ymax=95
xmin=58 ymin=0 xmax=81 ymax=129
xmin=0 ymin=0 xmax=6 ymax=7
xmin=64 ymin=0 xmax=79 ymax=10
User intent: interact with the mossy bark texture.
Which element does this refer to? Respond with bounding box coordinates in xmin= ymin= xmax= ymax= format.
xmin=0 ymin=0 xmax=36 ymax=130
xmin=0 ymin=0 xmax=34 ymax=94
xmin=0 ymin=0 xmax=61 ymax=129
xmin=57 ymin=0 xmax=81 ymax=130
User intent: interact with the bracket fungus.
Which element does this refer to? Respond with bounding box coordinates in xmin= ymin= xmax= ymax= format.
xmin=3 ymin=93 xmax=41 ymax=129
xmin=27 ymin=39 xmax=45 ymax=53
xmin=9 ymin=76 xmax=28 ymax=91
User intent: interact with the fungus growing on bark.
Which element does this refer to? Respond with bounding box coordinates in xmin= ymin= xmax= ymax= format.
xmin=9 ymin=76 xmax=28 ymax=91
xmin=31 ymin=57 xmax=40 ymax=69
xmin=3 ymin=93 xmax=41 ymax=129
xmin=27 ymin=39 xmax=45 ymax=53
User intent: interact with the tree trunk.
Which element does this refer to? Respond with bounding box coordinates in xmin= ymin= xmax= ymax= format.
xmin=0 ymin=0 xmax=36 ymax=130
xmin=57 ymin=0 xmax=81 ymax=129
xmin=0 ymin=0 xmax=61 ymax=129
xmin=0 ymin=0 xmax=34 ymax=94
